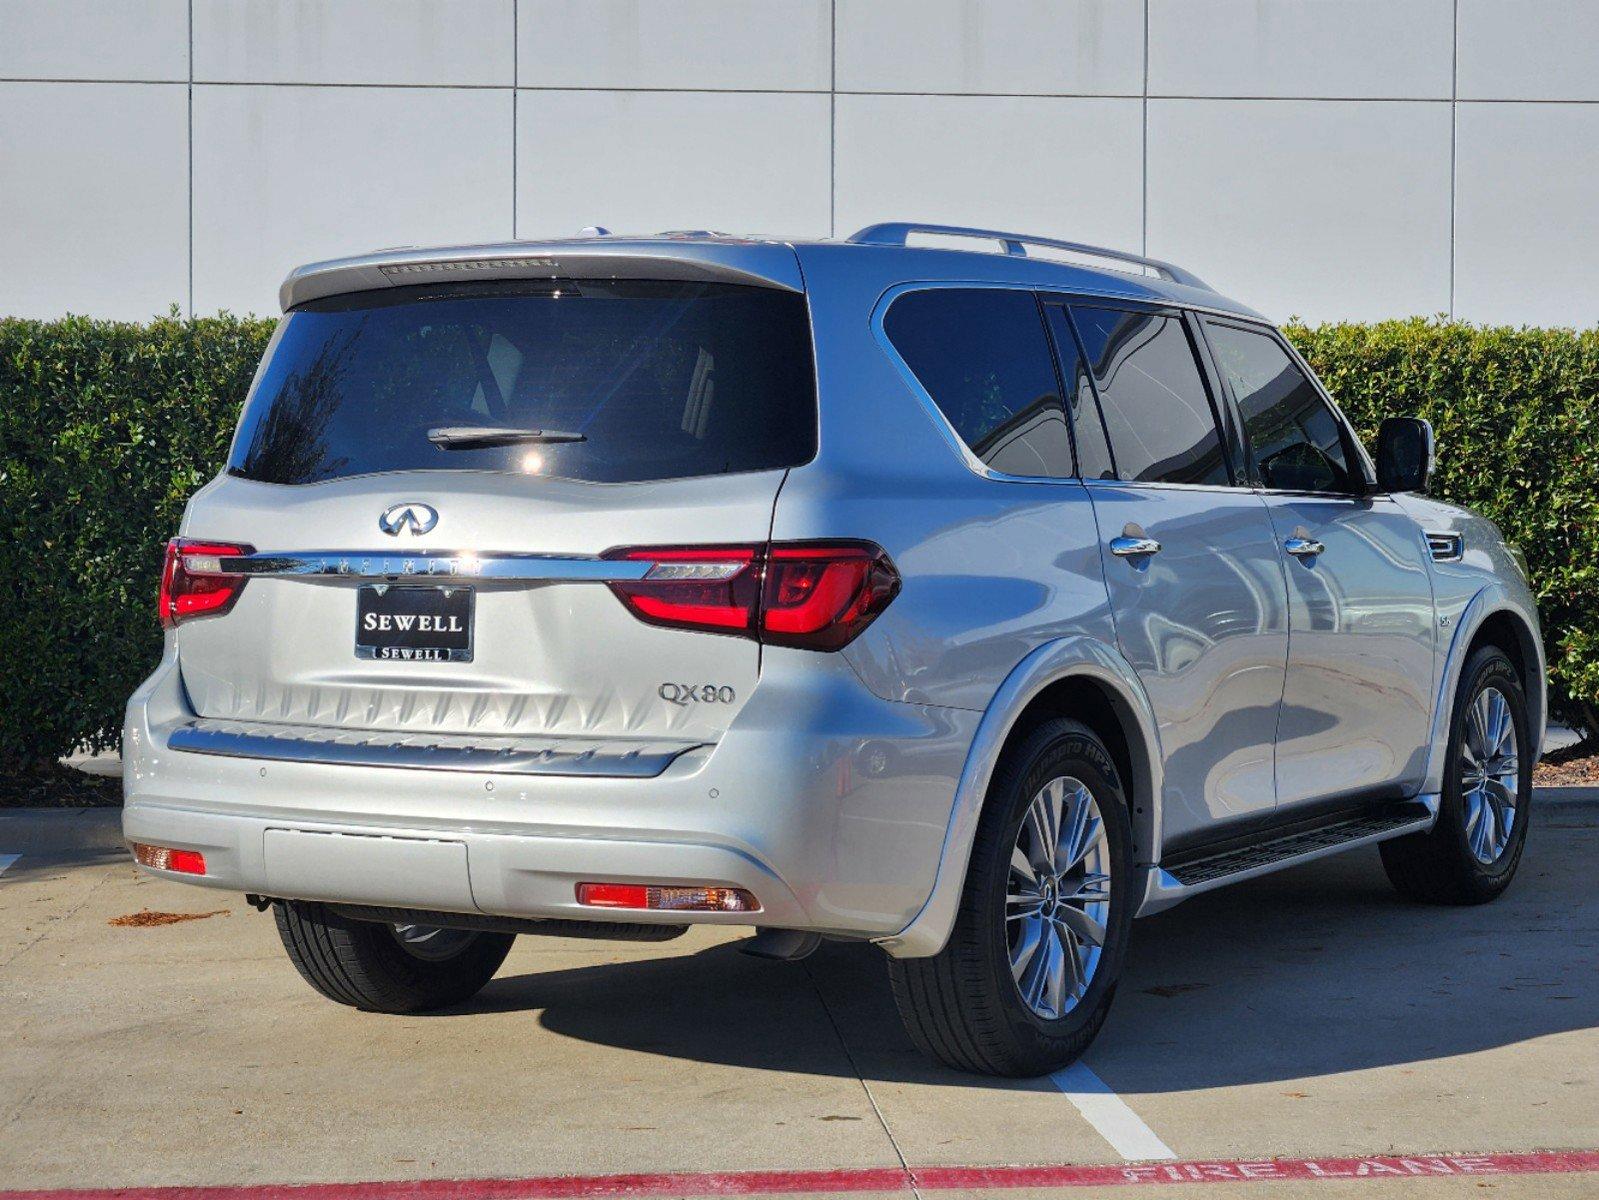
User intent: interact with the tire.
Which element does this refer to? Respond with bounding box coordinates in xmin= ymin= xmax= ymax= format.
xmin=888 ymin=718 xmax=1136 ymax=1076
xmin=1380 ymin=645 xmax=1532 ymax=905
xmin=273 ymin=900 xmax=515 ymax=1013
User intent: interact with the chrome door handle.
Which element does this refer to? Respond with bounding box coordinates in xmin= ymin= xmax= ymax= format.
xmin=1284 ymin=536 xmax=1325 ymax=558
xmin=1110 ymin=535 xmax=1162 ymax=558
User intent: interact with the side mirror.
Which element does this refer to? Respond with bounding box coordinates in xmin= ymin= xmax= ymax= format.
xmin=1375 ymin=417 xmax=1435 ymax=493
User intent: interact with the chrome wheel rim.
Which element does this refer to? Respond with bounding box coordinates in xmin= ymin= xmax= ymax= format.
xmin=1007 ymin=776 xmax=1112 ymax=1021
xmin=390 ymin=923 xmax=475 ymax=962
xmin=1460 ymin=685 xmax=1520 ymax=865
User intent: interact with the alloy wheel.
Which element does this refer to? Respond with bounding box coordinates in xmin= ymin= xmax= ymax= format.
xmin=390 ymin=923 xmax=477 ymax=962
xmin=1006 ymin=776 xmax=1112 ymax=1020
xmin=1460 ymin=685 xmax=1520 ymax=864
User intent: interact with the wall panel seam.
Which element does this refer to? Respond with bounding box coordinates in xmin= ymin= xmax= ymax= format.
xmin=512 ymin=0 xmax=518 ymax=239
xmin=5 ymin=79 xmax=1584 ymax=103
xmin=1141 ymin=0 xmax=1149 ymax=254
xmin=2 ymin=82 xmax=1594 ymax=105
xmin=187 ymin=0 xmax=193 ymax=316
xmin=0 ymin=77 xmax=189 ymax=85
xmin=1449 ymin=0 xmax=1459 ymax=318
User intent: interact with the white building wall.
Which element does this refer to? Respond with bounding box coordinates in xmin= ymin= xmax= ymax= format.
xmin=0 ymin=0 xmax=1595 ymax=324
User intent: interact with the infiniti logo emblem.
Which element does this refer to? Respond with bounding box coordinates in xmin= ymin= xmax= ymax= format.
xmin=378 ymin=502 xmax=438 ymax=537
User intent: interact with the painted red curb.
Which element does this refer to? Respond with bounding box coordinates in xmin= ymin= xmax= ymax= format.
xmin=5 ymin=1151 xmax=1597 ymax=1199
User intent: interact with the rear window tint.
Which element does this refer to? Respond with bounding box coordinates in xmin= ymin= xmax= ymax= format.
xmin=1044 ymin=304 xmax=1115 ymax=480
xmin=883 ymin=287 xmax=1072 ymax=478
xmin=228 ymin=281 xmax=817 ymax=485
xmin=1070 ymin=306 xmax=1230 ymax=487
xmin=1205 ymin=320 xmax=1362 ymax=495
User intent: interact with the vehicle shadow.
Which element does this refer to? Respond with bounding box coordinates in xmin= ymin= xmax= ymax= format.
xmin=0 ymin=806 xmax=127 ymax=878
xmin=470 ymin=808 xmax=1598 ymax=1092
xmin=0 ymin=847 xmax=130 ymax=880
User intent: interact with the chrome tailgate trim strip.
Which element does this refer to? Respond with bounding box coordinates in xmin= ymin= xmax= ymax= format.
xmin=203 ymin=551 xmax=651 ymax=583
xmin=166 ymin=718 xmax=704 ymax=778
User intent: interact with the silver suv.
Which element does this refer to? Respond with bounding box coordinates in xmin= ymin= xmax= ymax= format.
xmin=125 ymin=224 xmax=1544 ymax=1076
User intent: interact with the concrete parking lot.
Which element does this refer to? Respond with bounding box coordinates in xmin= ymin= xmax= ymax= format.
xmin=1 ymin=800 xmax=1595 ymax=1200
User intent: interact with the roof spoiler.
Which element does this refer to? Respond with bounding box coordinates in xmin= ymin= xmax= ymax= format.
xmin=848 ymin=222 xmax=1211 ymax=291
xmin=279 ymin=238 xmax=805 ymax=311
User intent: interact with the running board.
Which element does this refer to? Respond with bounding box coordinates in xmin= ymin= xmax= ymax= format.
xmin=1136 ymin=797 xmax=1438 ymax=917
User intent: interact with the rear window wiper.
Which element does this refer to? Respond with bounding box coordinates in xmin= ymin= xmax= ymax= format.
xmin=427 ymin=425 xmax=587 ymax=449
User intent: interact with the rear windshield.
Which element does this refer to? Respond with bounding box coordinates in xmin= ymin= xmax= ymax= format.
xmin=228 ymin=281 xmax=817 ymax=485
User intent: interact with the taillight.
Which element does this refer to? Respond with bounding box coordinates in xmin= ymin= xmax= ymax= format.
xmin=761 ymin=543 xmax=902 ymax=651
xmin=603 ymin=541 xmax=900 ymax=651
xmin=603 ymin=545 xmax=762 ymax=634
xmin=159 ymin=538 xmax=254 ymax=629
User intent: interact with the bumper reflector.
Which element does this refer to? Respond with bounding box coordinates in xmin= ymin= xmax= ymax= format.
xmin=576 ymin=882 xmax=760 ymax=912
xmin=132 ymin=843 xmax=207 ymax=876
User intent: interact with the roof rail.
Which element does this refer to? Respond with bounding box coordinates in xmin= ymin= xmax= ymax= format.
xmin=847 ymin=222 xmax=1210 ymax=291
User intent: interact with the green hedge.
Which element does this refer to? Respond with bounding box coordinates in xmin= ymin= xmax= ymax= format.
xmin=0 ymin=312 xmax=274 ymax=769
xmin=1286 ymin=318 xmax=1599 ymax=735
xmin=1 ymin=312 xmax=1594 ymax=769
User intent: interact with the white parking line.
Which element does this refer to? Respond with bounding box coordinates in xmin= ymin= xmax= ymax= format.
xmin=1051 ymin=1061 xmax=1177 ymax=1162
xmin=0 ymin=854 xmax=19 ymax=878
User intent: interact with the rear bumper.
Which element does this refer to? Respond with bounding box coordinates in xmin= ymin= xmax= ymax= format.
xmin=122 ymin=650 xmax=979 ymax=939
xmin=124 ymin=803 xmax=815 ymax=927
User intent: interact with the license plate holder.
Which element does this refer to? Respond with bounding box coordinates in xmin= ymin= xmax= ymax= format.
xmin=355 ymin=585 xmax=474 ymax=663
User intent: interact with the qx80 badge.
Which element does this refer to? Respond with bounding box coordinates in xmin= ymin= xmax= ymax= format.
xmin=659 ymin=682 xmax=737 ymax=706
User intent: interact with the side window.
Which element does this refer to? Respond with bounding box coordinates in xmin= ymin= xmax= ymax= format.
xmin=1044 ymin=304 xmax=1115 ymax=480
xmin=1071 ymin=306 xmax=1231 ymax=486
xmin=1068 ymin=305 xmax=1228 ymax=489
xmin=1205 ymin=321 xmax=1360 ymax=495
xmin=883 ymin=288 xmax=1073 ymax=478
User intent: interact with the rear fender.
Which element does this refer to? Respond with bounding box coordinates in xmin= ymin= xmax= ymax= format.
xmin=875 ymin=635 xmax=1163 ymax=959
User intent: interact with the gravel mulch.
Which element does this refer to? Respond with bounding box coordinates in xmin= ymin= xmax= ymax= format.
xmin=1534 ymin=751 xmax=1599 ymax=788
xmin=0 ymin=765 xmax=122 ymax=808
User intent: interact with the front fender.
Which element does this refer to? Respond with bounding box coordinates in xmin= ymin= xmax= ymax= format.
xmin=875 ymin=635 xmax=1163 ymax=959
xmin=1423 ymin=582 xmax=1547 ymax=794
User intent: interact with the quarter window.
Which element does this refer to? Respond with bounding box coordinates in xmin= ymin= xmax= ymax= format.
xmin=883 ymin=288 xmax=1073 ymax=478
xmin=1205 ymin=321 xmax=1361 ymax=495
xmin=1044 ymin=304 xmax=1115 ymax=480
xmin=1070 ymin=306 xmax=1230 ymax=486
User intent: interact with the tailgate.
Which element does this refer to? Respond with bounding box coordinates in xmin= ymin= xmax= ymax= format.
xmin=169 ymin=276 xmax=815 ymax=752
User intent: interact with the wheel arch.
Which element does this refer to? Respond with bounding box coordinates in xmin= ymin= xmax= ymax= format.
xmin=1424 ymin=587 xmax=1547 ymax=793
xmin=1468 ymin=609 xmax=1544 ymax=730
xmin=1003 ymin=675 xmax=1159 ymax=864
xmin=876 ymin=636 xmax=1164 ymax=959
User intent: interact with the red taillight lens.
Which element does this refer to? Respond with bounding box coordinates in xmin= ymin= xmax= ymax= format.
xmin=159 ymin=538 xmax=254 ymax=629
xmin=604 ymin=545 xmax=763 ymax=635
xmin=761 ymin=543 xmax=902 ymax=651
xmin=132 ymin=843 xmax=207 ymax=875
xmin=603 ymin=541 xmax=900 ymax=651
